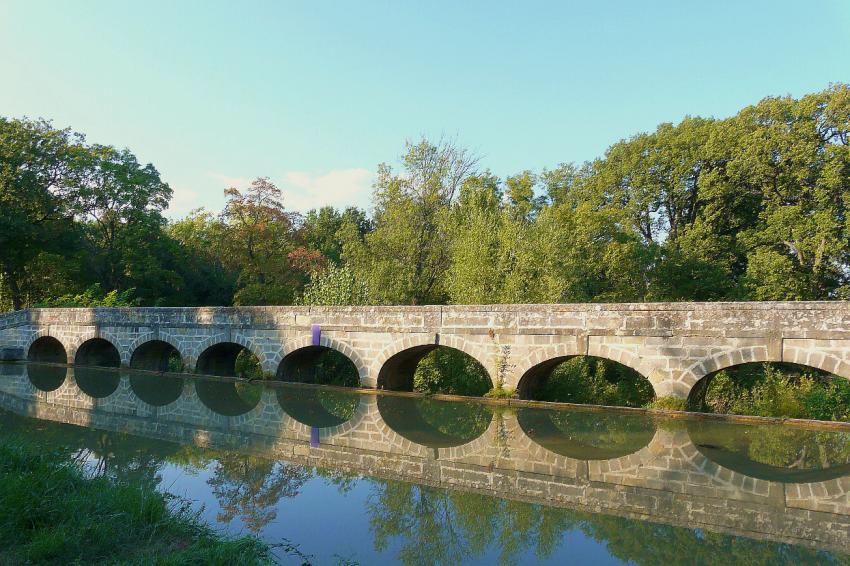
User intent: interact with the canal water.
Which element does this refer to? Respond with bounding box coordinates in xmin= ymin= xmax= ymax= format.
xmin=1 ymin=362 xmax=849 ymax=565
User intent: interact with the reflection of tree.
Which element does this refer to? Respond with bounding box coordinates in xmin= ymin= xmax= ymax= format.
xmin=366 ymin=478 xmax=850 ymax=566
xmin=208 ymin=454 xmax=311 ymax=532
xmin=367 ymin=481 xmax=568 ymax=565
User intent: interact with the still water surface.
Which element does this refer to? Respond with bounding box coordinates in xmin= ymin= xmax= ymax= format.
xmin=1 ymin=362 xmax=849 ymax=565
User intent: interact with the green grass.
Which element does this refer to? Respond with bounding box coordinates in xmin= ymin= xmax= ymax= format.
xmin=0 ymin=438 xmax=275 ymax=566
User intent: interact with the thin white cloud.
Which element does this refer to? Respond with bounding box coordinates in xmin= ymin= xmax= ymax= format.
xmin=280 ymin=168 xmax=374 ymax=212
xmin=167 ymin=168 xmax=374 ymax=218
xmin=166 ymin=186 xmax=203 ymax=218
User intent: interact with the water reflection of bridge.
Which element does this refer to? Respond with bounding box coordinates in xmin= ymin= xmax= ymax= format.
xmin=0 ymin=363 xmax=848 ymax=553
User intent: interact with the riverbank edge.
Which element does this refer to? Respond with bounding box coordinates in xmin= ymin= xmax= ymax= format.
xmin=7 ymin=361 xmax=850 ymax=432
xmin=0 ymin=435 xmax=276 ymax=565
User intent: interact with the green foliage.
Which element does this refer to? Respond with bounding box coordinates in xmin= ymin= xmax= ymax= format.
xmin=696 ymin=363 xmax=850 ymax=421
xmin=297 ymin=264 xmax=371 ymax=306
xmin=33 ymin=283 xmax=138 ymax=308
xmin=413 ymin=347 xmax=492 ymax=397
xmin=645 ymin=396 xmax=688 ymax=411
xmin=537 ymin=357 xmax=655 ymax=408
xmin=0 ymin=437 xmax=273 ymax=565
xmin=234 ymin=349 xmax=264 ymax=380
xmin=484 ymin=386 xmax=516 ymax=399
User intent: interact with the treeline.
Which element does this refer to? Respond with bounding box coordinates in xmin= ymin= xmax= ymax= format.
xmin=2 ymin=84 xmax=849 ymax=312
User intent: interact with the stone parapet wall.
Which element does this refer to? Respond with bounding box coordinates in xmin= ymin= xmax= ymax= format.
xmin=2 ymin=302 xmax=850 ymax=396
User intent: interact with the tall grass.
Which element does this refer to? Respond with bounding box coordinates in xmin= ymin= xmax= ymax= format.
xmin=0 ymin=438 xmax=275 ymax=565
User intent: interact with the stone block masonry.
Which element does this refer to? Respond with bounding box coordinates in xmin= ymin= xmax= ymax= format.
xmin=2 ymin=302 xmax=850 ymax=398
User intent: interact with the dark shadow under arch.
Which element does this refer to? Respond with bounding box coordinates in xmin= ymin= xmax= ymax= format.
xmin=517 ymin=407 xmax=656 ymax=460
xmin=196 ymin=342 xmax=260 ymax=377
xmin=27 ymin=336 xmax=67 ymax=364
xmin=276 ymin=386 xmax=359 ymax=428
xmin=74 ymin=338 xmax=121 ymax=368
xmin=130 ymin=340 xmax=183 ymax=372
xmin=517 ymin=355 xmax=653 ymax=407
xmin=194 ymin=378 xmax=262 ymax=416
xmin=27 ymin=364 xmax=68 ymax=392
xmin=688 ymin=419 xmax=850 ymax=484
xmin=130 ymin=373 xmax=184 ymax=407
xmin=376 ymin=395 xmax=493 ymax=449
xmin=74 ymin=366 xmax=121 ymax=398
xmin=378 ymin=345 xmax=492 ymax=396
xmin=277 ymin=346 xmax=359 ymax=387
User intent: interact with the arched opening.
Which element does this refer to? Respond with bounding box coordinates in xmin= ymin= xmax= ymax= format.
xmin=27 ymin=364 xmax=68 ymax=392
xmin=27 ymin=336 xmax=67 ymax=364
xmin=276 ymin=346 xmax=359 ymax=387
xmin=518 ymin=356 xmax=654 ymax=407
xmin=688 ymin=419 xmax=850 ymax=483
xmin=376 ymin=395 xmax=493 ymax=448
xmin=194 ymin=378 xmax=263 ymax=416
xmin=129 ymin=340 xmax=183 ymax=372
xmin=378 ymin=345 xmax=492 ymax=396
xmin=130 ymin=373 xmax=184 ymax=407
xmin=276 ymin=386 xmax=359 ymax=428
xmin=74 ymin=338 xmax=121 ymax=368
xmin=73 ymin=366 xmax=121 ymax=398
xmin=517 ymin=407 xmax=656 ymax=460
xmin=195 ymin=342 xmax=262 ymax=378
xmin=688 ymin=361 xmax=850 ymax=421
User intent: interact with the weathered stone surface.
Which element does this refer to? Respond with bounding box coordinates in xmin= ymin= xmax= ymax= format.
xmin=2 ymin=302 xmax=850 ymax=396
xmin=0 ymin=347 xmax=23 ymax=361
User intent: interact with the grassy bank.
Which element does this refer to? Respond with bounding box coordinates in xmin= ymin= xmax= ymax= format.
xmin=0 ymin=438 xmax=274 ymax=565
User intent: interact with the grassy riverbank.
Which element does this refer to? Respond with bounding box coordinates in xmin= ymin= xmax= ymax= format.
xmin=0 ymin=438 xmax=274 ymax=565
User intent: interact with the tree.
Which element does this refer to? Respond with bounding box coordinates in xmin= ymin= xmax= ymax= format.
xmin=344 ymin=138 xmax=479 ymax=304
xmin=220 ymin=177 xmax=301 ymax=305
xmin=0 ymin=118 xmax=80 ymax=309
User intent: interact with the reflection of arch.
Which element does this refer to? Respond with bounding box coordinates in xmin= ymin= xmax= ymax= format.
xmin=516 ymin=354 xmax=652 ymax=400
xmin=376 ymin=336 xmax=492 ymax=392
xmin=376 ymin=395 xmax=493 ymax=448
xmin=687 ymin=420 xmax=850 ymax=484
xmin=129 ymin=337 xmax=184 ymax=371
xmin=27 ymin=364 xmax=67 ymax=391
xmin=130 ymin=373 xmax=184 ymax=407
xmin=282 ymin=334 xmax=369 ymax=384
xmin=194 ymin=378 xmax=262 ymax=416
xmin=27 ymin=364 xmax=68 ymax=392
xmin=74 ymin=338 xmax=121 ymax=367
xmin=27 ymin=335 xmax=67 ymax=364
xmin=74 ymin=366 xmax=121 ymax=398
xmin=277 ymin=345 xmax=359 ymax=386
xmin=195 ymin=341 xmax=260 ymax=377
xmin=517 ymin=407 xmax=656 ymax=460
xmin=276 ymin=386 xmax=359 ymax=428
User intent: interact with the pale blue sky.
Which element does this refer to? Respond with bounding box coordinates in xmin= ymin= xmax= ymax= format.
xmin=1 ymin=1 xmax=848 ymax=216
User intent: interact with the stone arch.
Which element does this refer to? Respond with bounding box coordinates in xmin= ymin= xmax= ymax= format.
xmin=194 ymin=336 xmax=266 ymax=377
xmin=280 ymin=333 xmax=369 ymax=385
xmin=57 ymin=328 xmax=99 ymax=364
xmin=26 ymin=334 xmax=68 ymax=364
xmin=516 ymin=345 xmax=656 ymax=401
xmin=677 ymin=345 xmax=850 ymax=394
xmin=74 ymin=337 xmax=121 ymax=367
xmin=129 ymin=338 xmax=185 ymax=372
xmin=374 ymin=334 xmax=492 ymax=392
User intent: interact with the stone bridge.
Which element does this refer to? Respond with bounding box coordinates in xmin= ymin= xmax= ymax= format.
xmin=0 ymin=364 xmax=848 ymax=552
xmin=2 ymin=302 xmax=850 ymax=398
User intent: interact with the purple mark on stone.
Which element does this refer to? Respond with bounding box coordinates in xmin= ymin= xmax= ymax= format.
xmin=311 ymin=324 xmax=321 ymax=346
xmin=310 ymin=427 xmax=319 ymax=447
